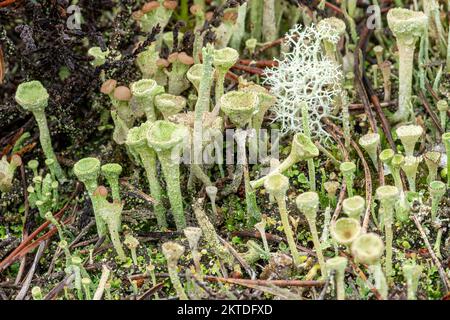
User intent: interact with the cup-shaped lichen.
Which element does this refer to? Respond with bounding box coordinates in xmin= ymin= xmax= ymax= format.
xmin=15 ymin=81 xmax=65 ymax=181
xmin=387 ymin=8 xmax=428 ymax=123
xmin=401 ymin=156 xmax=421 ymax=192
xmin=437 ymin=100 xmax=448 ymax=131
xmin=359 ymin=133 xmax=380 ymax=169
xmin=340 ymin=162 xmax=356 ymax=197
xmin=331 ymin=218 xmax=361 ymax=247
xmin=31 ymin=286 xmax=43 ymax=300
xmin=74 ymin=157 xmax=106 ymax=237
xmin=351 ymin=233 xmax=387 ymax=299
xmin=325 ymin=256 xmax=348 ymax=300
xmin=161 ymin=241 xmax=188 ymax=300
xmin=324 ymin=180 xmax=340 ymax=207
xmin=88 ymin=47 xmax=109 ymax=67
xmin=402 ymin=262 xmax=423 ymax=300
xmin=147 ymin=120 xmax=189 ymax=230
xmin=186 ymin=63 xmax=204 ymax=93
xmin=130 ymin=79 xmax=164 ymax=122
xmin=183 ymin=227 xmax=203 ymax=275
xmin=213 ymin=47 xmax=239 ymax=101
xmin=0 ymin=155 xmax=21 ymax=193
xmin=220 ymin=91 xmax=258 ymax=128
xmin=126 ymin=122 xmax=167 ymax=228
xmin=205 ymin=185 xmax=218 ymax=223
xmin=264 ymin=173 xmax=303 ymax=266
xmin=424 ymin=151 xmax=441 ymax=183
xmin=428 ymin=180 xmax=446 ymax=222
xmin=396 ymin=125 xmax=423 ymax=156
xmin=154 ymin=93 xmax=186 ymax=120
xmin=342 ymin=196 xmax=365 ymax=221
xmin=442 ymin=132 xmax=450 ymax=187
xmin=124 ymin=234 xmax=139 ymax=266
xmin=317 ymin=17 xmax=346 ymax=61
xmin=167 ymin=52 xmax=195 ymax=95
xmin=295 ymin=191 xmax=327 ymax=276
xmin=376 ymin=185 xmax=399 ymax=281
xmin=391 ymin=154 xmax=405 ymax=192
xmin=251 ymin=133 xmax=319 ymax=189
xmin=98 ymin=199 xmax=126 ymax=262
xmin=101 ymin=163 xmax=122 ymax=202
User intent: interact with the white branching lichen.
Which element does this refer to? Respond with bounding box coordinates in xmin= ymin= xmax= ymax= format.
xmin=263 ymin=24 xmax=343 ymax=143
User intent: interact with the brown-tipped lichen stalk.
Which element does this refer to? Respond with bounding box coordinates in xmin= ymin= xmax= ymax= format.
xmin=162 ymin=241 xmax=188 ymax=300
xmin=443 ymin=132 xmax=450 ymax=187
xmin=296 ymin=191 xmax=327 ymax=276
xmin=147 ymin=121 xmax=189 ymax=230
xmin=73 ymin=157 xmax=107 ymax=237
xmin=387 ymin=8 xmax=428 ymax=123
xmin=351 ymin=233 xmax=387 ymax=299
xmin=402 ymin=262 xmax=423 ymax=300
xmin=376 ymin=185 xmax=399 ymax=281
xmin=167 ymin=52 xmax=194 ymax=95
xmin=251 ymin=133 xmax=319 ymax=189
xmin=325 ymin=256 xmax=348 ymax=300
xmin=126 ymin=122 xmax=167 ymax=229
xmin=15 ymin=81 xmax=65 ymax=181
xmin=264 ymin=174 xmax=303 ymax=266
xmin=340 ymin=162 xmax=356 ymax=197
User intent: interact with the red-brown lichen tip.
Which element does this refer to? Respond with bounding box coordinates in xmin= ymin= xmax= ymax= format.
xmin=163 ymin=0 xmax=178 ymax=10
xmin=168 ymin=52 xmax=179 ymax=63
xmin=113 ymin=86 xmax=132 ymax=101
xmin=100 ymin=79 xmax=117 ymax=95
xmin=142 ymin=1 xmax=160 ymax=14
xmin=156 ymin=58 xmax=170 ymax=68
xmin=178 ymin=52 xmax=194 ymax=65
xmin=94 ymin=186 xmax=108 ymax=197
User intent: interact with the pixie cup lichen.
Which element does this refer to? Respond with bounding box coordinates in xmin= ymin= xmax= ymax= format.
xmin=295 ymin=191 xmax=327 ymax=277
xmin=402 ymin=262 xmax=423 ymax=300
xmin=351 ymin=233 xmax=387 ymax=299
xmin=264 ymin=173 xmax=303 ymax=266
xmin=359 ymin=133 xmax=380 ymax=169
xmin=340 ymin=162 xmax=357 ymax=197
xmin=387 ymin=8 xmax=428 ymax=123
xmin=396 ymin=125 xmax=423 ymax=156
xmin=251 ymin=133 xmax=319 ymax=189
xmin=154 ymin=93 xmax=186 ymax=120
xmin=101 ymin=163 xmax=122 ymax=202
xmin=342 ymin=196 xmax=365 ymax=221
xmin=126 ymin=122 xmax=167 ymax=228
xmin=147 ymin=120 xmax=189 ymax=230
xmin=331 ymin=218 xmax=361 ymax=247
xmin=326 ymin=256 xmax=348 ymax=300
xmin=15 ymin=81 xmax=65 ymax=181
xmin=376 ymin=185 xmax=399 ymax=281
xmin=442 ymin=132 xmax=450 ymax=187
xmin=213 ymin=47 xmax=239 ymax=101
xmin=424 ymin=151 xmax=441 ymax=183
xmin=401 ymin=156 xmax=421 ymax=192
xmin=220 ymin=91 xmax=258 ymax=128
xmin=130 ymin=79 xmax=164 ymax=122
xmin=162 ymin=241 xmax=188 ymax=300
xmin=428 ymin=180 xmax=446 ymax=222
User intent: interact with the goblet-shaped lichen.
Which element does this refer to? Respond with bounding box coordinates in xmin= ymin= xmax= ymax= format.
xmin=424 ymin=151 xmax=441 ymax=183
xmin=340 ymin=162 xmax=356 ymax=197
xmin=376 ymin=185 xmax=399 ymax=281
xmin=162 ymin=241 xmax=188 ymax=300
xmin=220 ymin=91 xmax=258 ymax=128
xmin=98 ymin=198 xmax=126 ymax=262
xmin=342 ymin=196 xmax=365 ymax=221
xmin=387 ymin=8 xmax=428 ymax=123
xmin=186 ymin=63 xmax=203 ymax=94
xmin=428 ymin=180 xmax=446 ymax=222
xmin=295 ymin=191 xmax=327 ymax=276
xmin=251 ymin=133 xmax=319 ymax=189
xmin=402 ymin=262 xmax=423 ymax=300
xmin=326 ymin=256 xmax=348 ymax=300
xmin=124 ymin=234 xmax=139 ymax=266
xmin=126 ymin=122 xmax=167 ymax=228
xmin=359 ymin=133 xmax=380 ymax=169
xmin=213 ymin=47 xmax=239 ymax=101
xmin=437 ymin=100 xmax=448 ymax=131
xmin=317 ymin=17 xmax=346 ymax=61
xmin=264 ymin=173 xmax=303 ymax=266
xmin=101 ymin=163 xmax=122 ymax=202
xmin=331 ymin=217 xmax=361 ymax=248
xmin=443 ymin=132 xmax=450 ymax=187
xmin=351 ymin=233 xmax=387 ymax=299
xmin=154 ymin=93 xmax=186 ymax=120
xmin=401 ymin=156 xmax=421 ymax=192
xmin=396 ymin=125 xmax=423 ymax=156
xmin=183 ymin=227 xmax=203 ymax=275
xmin=15 ymin=81 xmax=65 ymax=181
xmin=147 ymin=120 xmax=189 ymax=230
xmin=130 ymin=79 xmax=164 ymax=122
xmin=0 ymin=155 xmax=21 ymax=193
xmin=73 ymin=157 xmax=106 ymax=237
